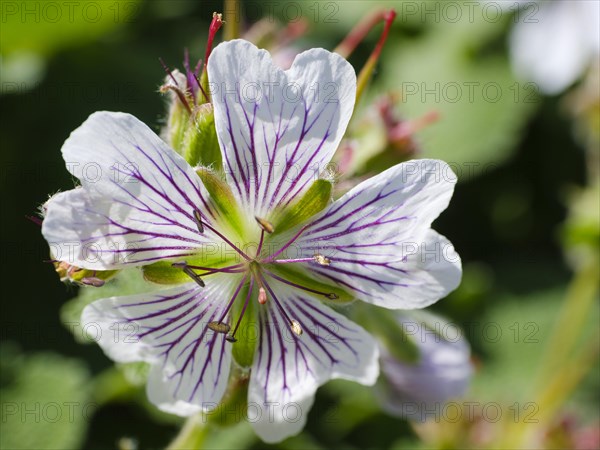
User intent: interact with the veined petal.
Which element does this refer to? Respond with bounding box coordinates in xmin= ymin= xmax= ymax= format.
xmin=42 ymin=111 xmax=219 ymax=270
xmin=248 ymin=280 xmax=378 ymax=443
xmin=296 ymin=159 xmax=461 ymax=309
xmin=208 ymin=39 xmax=356 ymax=218
xmin=81 ymin=275 xmax=241 ymax=415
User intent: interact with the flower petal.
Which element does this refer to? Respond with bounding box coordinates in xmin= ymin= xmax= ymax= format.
xmin=296 ymin=159 xmax=461 ymax=309
xmin=208 ymin=39 xmax=356 ymax=217
xmin=81 ymin=275 xmax=241 ymax=415
xmin=248 ymin=280 xmax=379 ymax=443
xmin=42 ymin=111 xmax=218 ymax=270
xmin=378 ymin=312 xmax=473 ymax=420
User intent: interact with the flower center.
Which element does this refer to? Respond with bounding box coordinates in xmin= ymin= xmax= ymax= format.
xmin=172 ymin=210 xmax=338 ymax=343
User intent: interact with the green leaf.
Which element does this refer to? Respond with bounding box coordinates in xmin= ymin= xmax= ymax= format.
xmin=0 ymin=345 xmax=92 ymax=450
xmin=1 ymin=1 xmax=141 ymax=57
xmin=371 ymin=6 xmax=537 ymax=175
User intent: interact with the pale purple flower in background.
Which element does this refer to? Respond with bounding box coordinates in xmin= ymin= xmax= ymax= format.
xmin=41 ymin=39 xmax=462 ymax=442
xmin=507 ymin=0 xmax=600 ymax=94
xmin=377 ymin=312 xmax=472 ymax=420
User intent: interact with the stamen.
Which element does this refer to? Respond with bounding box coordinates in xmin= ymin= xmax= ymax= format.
xmin=81 ymin=277 xmax=105 ymax=287
xmin=159 ymin=57 xmax=180 ymax=87
xmin=216 ymin=273 xmax=249 ymax=325
xmin=227 ymin=277 xmax=255 ymax=343
xmin=159 ymin=84 xmax=192 ymax=115
xmin=182 ymin=266 xmax=205 ymax=287
xmin=263 ymin=269 xmax=339 ymax=300
xmin=25 ymin=215 xmax=42 ymax=226
xmin=255 ymin=216 xmax=274 ymax=234
xmin=193 ymin=72 xmax=210 ymax=103
xmin=175 ymin=262 xmax=244 ymax=274
xmin=291 ymin=320 xmax=303 ymax=336
xmin=263 ymin=223 xmax=310 ymax=263
xmin=272 ymin=258 xmax=315 ymax=264
xmin=183 ymin=48 xmax=197 ymax=103
xmin=193 ymin=208 xmax=204 ymax=233
xmin=207 ymin=322 xmax=230 ymax=333
xmin=313 ymin=253 xmax=331 ymax=266
xmin=256 ymin=229 xmax=266 ymax=260
xmin=258 ymin=287 xmax=268 ymax=305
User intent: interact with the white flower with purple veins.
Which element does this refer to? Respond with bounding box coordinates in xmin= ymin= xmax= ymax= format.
xmin=42 ymin=40 xmax=461 ymax=442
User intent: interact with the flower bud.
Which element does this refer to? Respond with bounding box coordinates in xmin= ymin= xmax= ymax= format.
xmin=375 ymin=312 xmax=473 ymax=420
xmin=53 ymin=260 xmax=117 ymax=287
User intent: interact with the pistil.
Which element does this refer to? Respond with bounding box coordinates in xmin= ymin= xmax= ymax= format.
xmin=258 ymin=273 xmax=303 ymax=337
xmin=262 ymin=268 xmax=339 ymax=300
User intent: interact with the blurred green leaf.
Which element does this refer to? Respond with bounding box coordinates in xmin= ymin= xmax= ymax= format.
xmin=472 ymin=287 xmax=599 ymax=411
xmin=377 ymin=9 xmax=537 ymax=173
xmin=0 ymin=0 xmax=140 ymax=57
xmin=0 ymin=345 xmax=92 ymax=450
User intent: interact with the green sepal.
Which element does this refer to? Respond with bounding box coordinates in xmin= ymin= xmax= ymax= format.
xmin=163 ymin=94 xmax=190 ymax=155
xmin=231 ymin=281 xmax=258 ymax=368
xmin=272 ymin=179 xmax=332 ymax=235
xmin=196 ymin=167 xmax=244 ymax=236
xmin=206 ymin=371 xmax=250 ymax=428
xmin=270 ymin=263 xmax=355 ymax=305
xmin=184 ymin=104 xmax=223 ymax=171
xmin=54 ymin=260 xmax=118 ymax=287
xmin=359 ymin=305 xmax=420 ymax=364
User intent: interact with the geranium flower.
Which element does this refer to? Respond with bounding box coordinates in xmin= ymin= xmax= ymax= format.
xmin=41 ymin=39 xmax=461 ymax=442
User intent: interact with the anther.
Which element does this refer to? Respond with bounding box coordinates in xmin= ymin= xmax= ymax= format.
xmin=258 ymin=287 xmax=268 ymax=305
xmin=225 ymin=335 xmax=237 ymax=343
xmin=291 ymin=320 xmax=303 ymax=336
xmin=207 ymin=322 xmax=231 ymax=333
xmin=81 ymin=277 xmax=105 ymax=287
xmin=193 ymin=209 xmax=204 ymax=233
xmin=183 ymin=266 xmax=205 ymax=287
xmin=325 ymin=293 xmax=339 ymax=300
xmin=255 ymin=216 xmax=274 ymax=234
xmin=313 ymin=254 xmax=331 ymax=266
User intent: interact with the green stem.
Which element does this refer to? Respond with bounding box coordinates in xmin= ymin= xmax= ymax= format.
xmin=500 ymin=255 xmax=600 ymax=448
xmin=166 ymin=414 xmax=209 ymax=450
xmin=355 ymin=10 xmax=396 ymax=107
xmin=224 ymin=0 xmax=240 ymax=41
xmin=535 ymin=255 xmax=599 ymax=378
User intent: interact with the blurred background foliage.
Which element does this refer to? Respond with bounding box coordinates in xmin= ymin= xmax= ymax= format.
xmin=1 ymin=1 xmax=598 ymax=449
